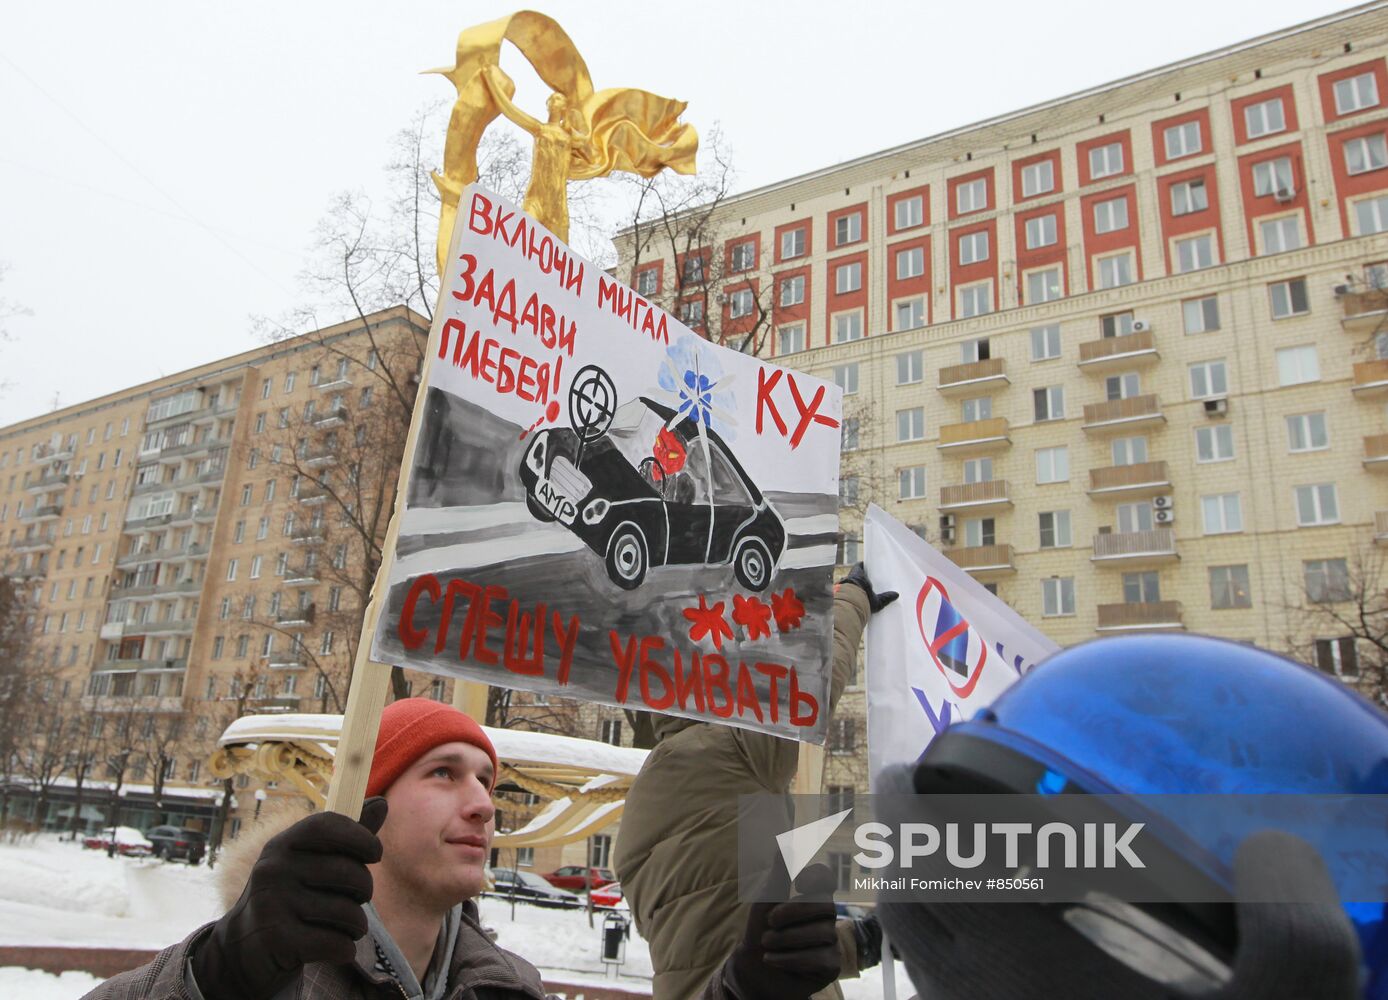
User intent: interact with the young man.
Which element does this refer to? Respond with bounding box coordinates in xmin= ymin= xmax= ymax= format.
xmin=84 ymin=698 xmax=840 ymax=1000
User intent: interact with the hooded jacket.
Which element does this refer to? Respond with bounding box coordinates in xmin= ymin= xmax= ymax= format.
xmin=79 ymin=805 xmax=554 ymax=1000
xmin=613 ymin=583 xmax=872 ymax=1000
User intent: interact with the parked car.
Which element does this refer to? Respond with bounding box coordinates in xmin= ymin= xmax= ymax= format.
xmin=589 ymin=881 xmax=626 ymax=909
xmin=81 ymin=826 xmax=153 ymax=857
xmin=539 ymin=864 xmax=617 ymax=891
xmin=519 ymin=397 xmax=785 ymax=591
xmin=483 ymin=868 xmax=581 ymax=908
xmin=145 ymin=825 xmax=207 ymax=864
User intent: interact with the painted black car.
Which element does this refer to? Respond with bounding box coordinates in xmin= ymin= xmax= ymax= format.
xmin=145 ymin=824 xmax=206 ymax=864
xmin=519 ymin=397 xmax=785 ymax=591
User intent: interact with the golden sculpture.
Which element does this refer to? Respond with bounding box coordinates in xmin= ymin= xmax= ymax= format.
xmin=428 ymin=10 xmax=698 ymax=272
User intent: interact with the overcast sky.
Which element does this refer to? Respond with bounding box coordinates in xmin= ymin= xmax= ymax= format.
xmin=0 ymin=1 xmax=1364 ymax=426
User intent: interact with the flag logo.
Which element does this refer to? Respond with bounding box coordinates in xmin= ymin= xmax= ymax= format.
xmin=916 ymin=576 xmax=988 ymax=698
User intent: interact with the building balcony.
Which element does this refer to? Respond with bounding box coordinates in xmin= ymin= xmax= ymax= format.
xmin=314 ymin=375 xmax=353 ymax=392
xmin=297 ymin=490 xmax=328 ymax=506
xmin=34 ymin=442 xmax=74 ymax=463
xmin=1376 ymin=511 xmax=1388 ymax=544
xmin=1091 ymin=527 xmax=1178 ymax=565
xmin=82 ymin=694 xmax=186 ymax=714
xmin=99 ymin=621 xmax=125 ymax=640
xmin=7 ymin=562 xmax=46 ymax=581
xmin=267 ymin=659 xmax=306 ymax=671
xmin=112 ymin=577 xmax=202 ymax=599
xmin=12 ymin=533 xmax=54 ymax=553
xmin=303 ymin=451 xmax=338 ymax=469
xmin=24 ymin=503 xmax=64 ymax=522
xmin=937 ymin=417 xmax=1010 ymax=453
xmin=1340 ymin=289 xmax=1388 ymax=332
xmin=277 ymin=605 xmax=316 ymax=628
xmin=252 ymin=695 xmax=303 ymax=714
xmin=1088 ymin=461 xmax=1171 ymax=497
xmin=1077 ymin=330 xmax=1158 ymax=371
xmin=117 ymin=547 xmax=165 ymax=568
xmin=158 ymin=436 xmax=229 ymax=461
xmin=311 ymin=407 xmax=348 ymax=429
xmin=937 ymin=357 xmax=1009 ymax=395
xmin=25 ymin=471 xmax=69 ymax=493
xmin=1365 ymin=434 xmax=1388 ymax=469
xmin=1352 ymin=360 xmax=1388 ymax=398
xmin=1096 ymin=601 xmax=1184 ymax=632
xmin=290 ymin=526 xmax=325 ymax=546
xmin=938 ymin=480 xmax=1012 ymax=511
xmin=284 ymin=570 xmax=320 ymax=588
xmin=945 ymin=543 xmax=1016 ymax=576
xmin=141 ymin=617 xmax=197 ymax=635
xmin=1081 ymin=394 xmax=1165 ymax=433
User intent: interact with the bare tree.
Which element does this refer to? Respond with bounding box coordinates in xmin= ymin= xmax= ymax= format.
xmin=0 ymin=577 xmax=33 ymax=826
xmin=10 ymin=660 xmax=68 ymax=831
xmin=63 ymin=698 xmax=107 ymax=839
xmin=1285 ymin=544 xmax=1388 ymax=708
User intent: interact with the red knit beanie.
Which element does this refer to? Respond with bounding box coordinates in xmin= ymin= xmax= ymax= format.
xmin=365 ymin=697 xmax=498 ymax=797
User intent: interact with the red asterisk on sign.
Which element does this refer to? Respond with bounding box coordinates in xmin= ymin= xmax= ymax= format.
xmin=770 ymin=588 xmax=806 ymax=633
xmin=732 ymin=594 xmax=773 ymax=640
xmin=684 ymin=595 xmax=734 ymax=650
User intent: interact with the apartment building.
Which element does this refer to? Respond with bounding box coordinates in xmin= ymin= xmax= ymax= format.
xmin=615 ymin=5 xmax=1388 ymax=796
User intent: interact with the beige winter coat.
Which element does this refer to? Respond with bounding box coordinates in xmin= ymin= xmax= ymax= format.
xmin=613 ymin=583 xmax=872 ymax=1000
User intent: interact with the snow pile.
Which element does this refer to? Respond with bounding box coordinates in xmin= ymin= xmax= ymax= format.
xmin=0 ymin=836 xmax=133 ymax=917
xmin=0 ymin=966 xmax=101 ymax=1000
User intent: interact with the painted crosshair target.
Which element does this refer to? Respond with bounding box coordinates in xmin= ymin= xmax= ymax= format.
xmin=568 ymin=365 xmax=617 ymax=467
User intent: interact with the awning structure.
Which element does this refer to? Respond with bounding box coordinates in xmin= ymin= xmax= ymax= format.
xmin=210 ymin=713 xmax=648 ymax=848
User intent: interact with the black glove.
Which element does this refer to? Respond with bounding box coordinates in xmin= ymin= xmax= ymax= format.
xmin=1193 ymin=830 xmax=1361 ymax=1000
xmin=851 ymin=913 xmax=883 ymax=972
xmin=190 ymin=797 xmax=388 ymax=1000
xmin=723 ymin=863 xmax=841 ymax=1000
xmin=840 ymin=562 xmax=898 ymax=614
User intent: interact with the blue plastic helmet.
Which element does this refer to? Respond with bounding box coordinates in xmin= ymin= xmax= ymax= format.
xmin=912 ymin=633 xmax=1388 ymax=998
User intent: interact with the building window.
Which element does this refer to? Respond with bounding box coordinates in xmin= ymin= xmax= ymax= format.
xmin=1170 ymin=179 xmax=1208 ymax=216
xmin=1089 ymin=142 xmax=1124 ymax=179
xmin=1276 ymin=345 xmax=1319 ymax=386
xmin=635 ymin=268 xmax=659 ymax=296
xmin=1093 ymin=197 xmax=1128 ymax=233
xmin=896 ymin=350 xmax=923 ymax=385
xmin=1174 ymin=234 xmax=1215 ymax=273
xmin=1250 ymin=157 xmax=1293 ymax=199
xmin=1163 ymin=121 xmax=1202 ymax=159
xmin=249 ymin=554 xmax=262 ymax=579
xmin=833 ymin=311 xmax=863 ymax=342
xmin=1244 ymin=98 xmax=1286 ymax=139
xmin=1038 ymin=510 xmax=1072 ymax=548
xmin=1335 ymin=72 xmax=1380 ymax=115
xmin=896 ymin=408 xmax=925 ymax=442
xmin=956 ymin=178 xmax=987 ymax=214
xmin=727 ymin=287 xmax=754 ymax=319
xmin=839 ymin=475 xmax=859 ymax=506
xmin=682 ymin=255 xmax=705 ymax=285
xmin=894 ymin=297 xmax=925 ymax=331
xmin=1354 ymin=194 xmax=1388 ymax=236
xmin=838 ymin=534 xmax=861 ymax=566
xmin=1033 ymin=386 xmax=1065 ymax=422
xmin=835 ymin=212 xmax=862 ymax=246
xmin=1021 ymin=161 xmax=1054 ymax=197
xmin=1259 ymin=216 xmax=1301 ymax=254
xmin=1111 ymin=436 xmax=1148 ymax=467
xmin=1195 ymin=424 xmax=1235 ymax=463
xmin=1346 ymin=134 xmax=1388 ymax=175
xmin=589 ymin=834 xmax=613 ymax=868
xmin=1188 ymin=360 xmax=1228 ymax=399
xmin=1025 ymin=214 xmax=1057 ymax=248
xmin=678 ymin=299 xmax=703 ymax=327
xmin=898 ymin=466 xmax=926 ymax=500
xmin=1269 ymin=278 xmax=1309 ymax=319
xmin=896 ymin=246 xmax=925 ymax=280
xmin=963 ymin=517 xmax=995 ymax=548
xmin=1035 ymin=446 xmax=1069 ymax=484
xmin=961 ymin=396 xmax=992 ymax=422
xmin=1304 ymin=558 xmax=1350 ymax=604
xmin=1315 ymin=637 xmax=1359 ymax=678
xmin=1031 ymin=324 xmax=1061 ymax=361
xmin=781 ymin=227 xmax=806 ymax=259
xmin=226 ymin=559 xmax=238 ymax=581
xmin=963 ymin=457 xmax=993 ymax=483
xmin=841 ymin=418 xmax=859 ymax=451
xmin=895 ymin=195 xmax=924 ymax=230
xmin=777 ymin=324 xmax=805 ymax=354
xmin=1096 ymin=253 xmax=1134 ymax=289
xmin=1183 ymin=296 xmax=1220 ymax=334
xmin=827 ymin=718 xmax=856 ymax=754
xmin=1042 ymin=577 xmax=1076 ymax=617
xmin=1123 ymin=571 xmax=1162 ymax=604
xmin=958 ymin=231 xmax=989 ymax=265
xmin=834 ymin=363 xmax=859 ymax=395
xmin=1294 ymin=484 xmax=1340 ymax=527
xmin=1286 ymin=413 xmax=1329 ymax=453
xmin=957 ymin=282 xmax=992 ymax=318
xmin=835 ymin=262 xmax=862 ymax=294
xmin=779 ymin=274 xmax=805 ymax=307
xmin=1025 ymin=266 xmax=1063 ymax=304
xmin=1201 ymin=493 xmax=1243 ymax=535
xmin=730 ymin=241 xmax=756 ymax=273
xmin=600 ymin=719 xmax=622 ymax=745
xmin=240 ymin=484 xmax=254 ymax=505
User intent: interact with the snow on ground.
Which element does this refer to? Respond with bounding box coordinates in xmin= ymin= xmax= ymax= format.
xmin=0 ymin=835 xmax=915 ymax=998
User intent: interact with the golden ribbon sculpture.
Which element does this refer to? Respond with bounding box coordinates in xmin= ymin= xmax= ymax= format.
xmin=427 ymin=10 xmax=698 ymax=273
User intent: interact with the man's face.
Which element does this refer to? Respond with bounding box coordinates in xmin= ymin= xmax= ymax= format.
xmin=373 ymin=741 xmax=496 ymax=910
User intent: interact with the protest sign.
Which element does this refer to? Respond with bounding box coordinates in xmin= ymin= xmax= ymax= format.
xmin=864 ymin=504 xmax=1061 ymax=786
xmin=368 ymin=186 xmax=844 ymax=741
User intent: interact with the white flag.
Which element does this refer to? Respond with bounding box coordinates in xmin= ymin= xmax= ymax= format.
xmin=864 ymin=504 xmax=1061 ymax=789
